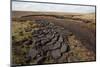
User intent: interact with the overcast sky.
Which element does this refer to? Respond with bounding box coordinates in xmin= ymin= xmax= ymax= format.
xmin=12 ymin=1 xmax=95 ymax=13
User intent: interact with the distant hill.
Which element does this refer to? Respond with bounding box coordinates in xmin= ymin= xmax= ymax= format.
xmin=12 ymin=11 xmax=87 ymax=18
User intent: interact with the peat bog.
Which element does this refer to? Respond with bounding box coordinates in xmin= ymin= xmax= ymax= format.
xmin=12 ymin=11 xmax=96 ymax=65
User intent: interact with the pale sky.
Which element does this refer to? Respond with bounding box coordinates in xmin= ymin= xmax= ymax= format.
xmin=12 ymin=0 xmax=95 ymax=13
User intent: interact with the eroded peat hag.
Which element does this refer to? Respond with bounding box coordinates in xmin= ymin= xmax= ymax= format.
xmin=25 ymin=21 xmax=70 ymax=64
xmin=12 ymin=11 xmax=96 ymax=65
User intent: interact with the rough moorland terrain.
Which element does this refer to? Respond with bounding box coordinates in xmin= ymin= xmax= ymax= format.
xmin=12 ymin=11 xmax=96 ymax=65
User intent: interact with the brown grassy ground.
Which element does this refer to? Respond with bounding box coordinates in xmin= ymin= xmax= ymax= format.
xmin=12 ymin=11 xmax=96 ymax=65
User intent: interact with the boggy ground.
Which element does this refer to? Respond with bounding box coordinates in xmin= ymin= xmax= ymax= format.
xmin=12 ymin=11 xmax=96 ymax=66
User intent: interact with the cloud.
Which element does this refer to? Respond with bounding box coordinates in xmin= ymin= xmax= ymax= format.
xmin=12 ymin=1 xmax=95 ymax=13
